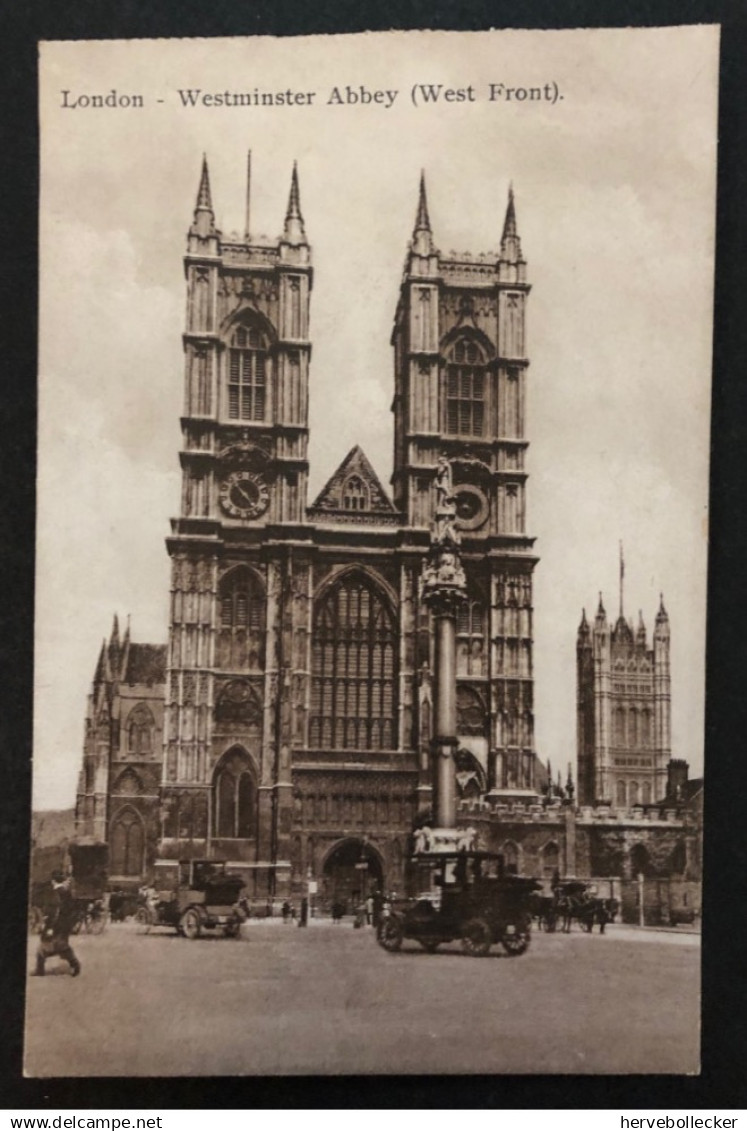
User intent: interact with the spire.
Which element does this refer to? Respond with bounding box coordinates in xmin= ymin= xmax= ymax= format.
xmin=411 ymin=170 xmax=435 ymax=256
xmin=500 ymin=182 xmax=523 ymax=262
xmin=415 ymin=170 xmax=431 ymax=232
xmin=657 ymin=592 xmax=668 ymax=619
xmin=283 ymin=161 xmax=307 ymax=244
xmin=110 ymin=614 xmax=120 ymax=647
xmin=636 ymin=609 xmax=647 ymax=646
xmin=502 ymin=182 xmax=517 ymax=240
xmin=196 ymin=154 xmax=212 ymax=211
xmin=244 ymin=150 xmax=252 ymax=240
xmin=619 ymin=541 xmax=625 ymax=619
xmin=596 ymin=592 xmax=606 ymax=619
xmin=189 ymin=154 xmax=217 ymax=240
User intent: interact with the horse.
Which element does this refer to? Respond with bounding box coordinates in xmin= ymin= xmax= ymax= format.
xmin=528 ymin=892 xmax=559 ymax=932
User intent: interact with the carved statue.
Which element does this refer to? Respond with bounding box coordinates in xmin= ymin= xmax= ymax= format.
xmin=434 ymin=456 xmax=460 ymax=546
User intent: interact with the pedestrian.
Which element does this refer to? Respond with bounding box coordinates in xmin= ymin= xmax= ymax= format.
xmin=372 ymin=889 xmax=383 ymax=930
xmin=282 ymin=900 xmax=291 ymax=923
xmin=32 ymin=872 xmax=81 ymax=978
xmin=365 ymin=894 xmax=374 ymax=926
xmin=298 ymin=896 xmax=309 ymax=927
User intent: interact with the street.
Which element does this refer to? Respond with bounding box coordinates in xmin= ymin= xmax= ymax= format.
xmin=24 ymin=920 xmax=700 ymax=1077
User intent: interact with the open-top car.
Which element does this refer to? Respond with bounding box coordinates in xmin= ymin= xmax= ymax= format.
xmin=136 ymin=859 xmax=245 ymax=939
xmin=377 ymin=851 xmax=540 ymax=957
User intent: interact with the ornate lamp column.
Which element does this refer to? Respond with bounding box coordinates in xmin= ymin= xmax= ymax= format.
xmin=421 ymin=458 xmax=468 ymax=841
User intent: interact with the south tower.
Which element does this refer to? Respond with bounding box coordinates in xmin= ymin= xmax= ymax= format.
xmin=391 ymin=177 xmax=539 ymax=798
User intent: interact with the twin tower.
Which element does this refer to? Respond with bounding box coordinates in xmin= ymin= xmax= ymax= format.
xmin=161 ymin=152 xmax=539 ymax=895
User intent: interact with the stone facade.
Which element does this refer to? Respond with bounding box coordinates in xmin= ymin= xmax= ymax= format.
xmin=73 ymin=155 xmax=701 ymax=902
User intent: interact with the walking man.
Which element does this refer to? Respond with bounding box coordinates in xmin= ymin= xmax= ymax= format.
xmin=33 ymin=871 xmax=81 ymax=977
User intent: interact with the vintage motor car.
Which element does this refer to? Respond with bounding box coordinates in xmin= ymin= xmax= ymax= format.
xmin=377 ymin=850 xmax=540 ymax=956
xmin=136 ymin=859 xmax=245 ymax=939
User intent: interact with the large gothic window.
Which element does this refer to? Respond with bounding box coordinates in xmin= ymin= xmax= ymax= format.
xmin=445 ymin=339 xmax=487 ymax=437
xmin=217 ymin=567 xmax=265 ymax=669
xmin=110 ymin=808 xmax=144 ymax=877
xmin=457 ymin=592 xmax=487 ymax=677
xmin=227 ymin=324 xmax=268 ymax=421
xmin=127 ymin=704 xmax=155 ymax=756
xmin=213 ymin=749 xmax=257 ymax=839
xmin=310 ymin=573 xmax=397 ymax=750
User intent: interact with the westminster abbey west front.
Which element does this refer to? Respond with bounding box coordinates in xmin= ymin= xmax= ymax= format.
xmin=76 ymin=154 xmax=545 ymax=901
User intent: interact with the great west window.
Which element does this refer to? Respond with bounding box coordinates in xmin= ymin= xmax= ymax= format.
xmin=310 ymin=574 xmax=397 ymax=750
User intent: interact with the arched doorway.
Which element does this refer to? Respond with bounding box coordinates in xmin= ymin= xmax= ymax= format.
xmin=322 ymin=839 xmax=384 ymax=910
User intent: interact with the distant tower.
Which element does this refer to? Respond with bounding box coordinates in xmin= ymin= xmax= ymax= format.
xmin=391 ymin=176 xmax=538 ymax=797
xmin=576 ymin=556 xmax=671 ymax=806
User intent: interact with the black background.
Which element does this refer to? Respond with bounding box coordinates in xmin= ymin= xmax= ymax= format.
xmin=2 ymin=0 xmax=746 ymax=1111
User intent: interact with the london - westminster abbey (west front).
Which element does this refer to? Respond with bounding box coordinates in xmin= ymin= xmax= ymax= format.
xmin=76 ymin=156 xmax=700 ymax=904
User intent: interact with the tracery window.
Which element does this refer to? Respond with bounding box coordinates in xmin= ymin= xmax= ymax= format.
xmin=629 ymin=781 xmax=640 ymax=806
xmin=217 ymin=567 xmax=265 ymax=669
xmin=310 ymin=573 xmax=397 ymax=750
xmin=227 ymin=324 xmax=268 ymax=421
xmin=342 ymin=475 xmax=368 ymax=511
xmin=617 ymin=780 xmax=627 ymax=807
xmin=213 ymin=749 xmax=256 ymax=839
xmin=456 ymin=593 xmax=487 ymax=677
xmin=641 ymin=709 xmax=651 ymax=748
xmin=127 ymin=704 xmax=155 ymax=756
xmin=110 ymin=808 xmax=144 ymax=877
xmin=613 ymin=706 xmax=625 ymax=746
xmin=445 ymin=338 xmax=487 ymax=437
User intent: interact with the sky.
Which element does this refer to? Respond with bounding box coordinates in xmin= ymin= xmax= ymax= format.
xmin=35 ymin=27 xmax=718 ymax=810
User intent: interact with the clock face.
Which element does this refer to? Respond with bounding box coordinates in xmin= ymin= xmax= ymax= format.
xmin=220 ymin=470 xmax=269 ymax=519
xmin=453 ymin=485 xmax=489 ymax=531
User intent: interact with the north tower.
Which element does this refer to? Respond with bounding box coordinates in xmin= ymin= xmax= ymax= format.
xmin=162 ymin=155 xmax=312 ymax=892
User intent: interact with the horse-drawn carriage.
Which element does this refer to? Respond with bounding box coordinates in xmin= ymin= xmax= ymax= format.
xmin=530 ymin=880 xmax=618 ymax=934
xmin=377 ymin=850 xmax=540 ymax=957
xmin=135 ymin=859 xmax=245 ymax=939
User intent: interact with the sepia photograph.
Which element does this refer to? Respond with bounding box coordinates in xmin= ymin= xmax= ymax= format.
xmin=27 ymin=25 xmax=717 ymax=1077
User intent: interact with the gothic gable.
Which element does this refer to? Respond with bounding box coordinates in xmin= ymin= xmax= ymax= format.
xmin=308 ymin=446 xmax=397 ymax=521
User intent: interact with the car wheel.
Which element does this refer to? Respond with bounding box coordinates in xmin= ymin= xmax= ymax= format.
xmin=135 ymin=907 xmax=152 ymax=934
xmin=377 ymin=915 xmax=404 ymax=952
xmin=180 ymin=908 xmax=202 ymax=940
xmin=461 ymin=918 xmax=492 ymax=957
xmin=502 ymin=923 xmax=530 ymax=956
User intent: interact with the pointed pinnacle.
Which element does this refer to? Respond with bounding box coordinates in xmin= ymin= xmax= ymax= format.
xmin=414 ymin=170 xmax=431 ymax=232
xmin=196 ymin=154 xmax=213 ymax=212
xmin=285 ymin=161 xmax=304 ymax=223
xmin=501 ymin=182 xmax=517 ymax=242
